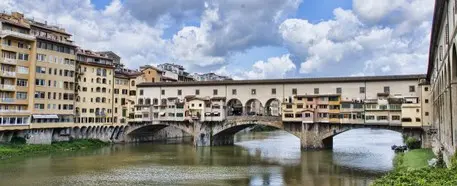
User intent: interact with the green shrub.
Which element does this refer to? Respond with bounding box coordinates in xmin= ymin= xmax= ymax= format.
xmin=10 ymin=136 xmax=26 ymax=145
xmin=0 ymin=139 xmax=108 ymax=160
xmin=405 ymin=137 xmax=421 ymax=149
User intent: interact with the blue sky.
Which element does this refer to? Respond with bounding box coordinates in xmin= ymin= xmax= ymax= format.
xmin=1 ymin=0 xmax=434 ymax=79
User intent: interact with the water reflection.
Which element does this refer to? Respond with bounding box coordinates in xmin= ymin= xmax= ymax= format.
xmin=0 ymin=128 xmax=401 ymax=186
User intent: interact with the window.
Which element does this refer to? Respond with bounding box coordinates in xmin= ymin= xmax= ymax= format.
xmin=359 ymin=87 xmax=365 ymax=94
xmin=292 ymin=88 xmax=297 ymax=95
xmin=1 ymin=39 xmax=12 ymax=47
xmin=305 ymin=113 xmax=311 ymax=118
xmin=377 ymin=116 xmax=388 ymax=120
xmin=35 ymin=79 xmax=45 ymax=86
xmin=177 ymin=89 xmax=182 ymax=96
xmin=384 ymin=86 xmax=390 ymax=93
xmin=307 ymin=98 xmax=313 ymax=102
xmin=36 ymin=66 xmax=46 ymax=74
xmin=232 ymin=89 xmax=237 ymax=95
xmin=17 ymin=42 xmax=25 ymax=48
xmin=16 ymin=92 xmax=27 ymax=100
xmin=295 ymin=114 xmax=302 ymax=118
xmin=213 ymin=89 xmax=218 ymax=95
xmin=161 ymin=90 xmax=165 ymax=95
xmin=251 ymin=89 xmax=256 ymax=95
xmin=34 ymin=104 xmax=45 ymax=110
xmin=336 ymin=87 xmax=342 ymax=94
xmin=392 ymin=115 xmax=400 ymax=121
xmin=271 ymin=88 xmax=276 ymax=95
xmin=425 ymin=112 xmax=429 ymax=116
xmin=34 ymin=91 xmax=45 ymax=99
xmin=314 ymin=88 xmax=319 ymax=94
xmin=17 ymin=66 xmax=29 ymax=74
xmin=297 ymin=104 xmax=303 ymax=108
xmin=366 ymin=115 xmax=375 ymax=120
xmin=195 ymin=89 xmax=200 ymax=95
xmin=409 ymin=86 xmax=415 ymax=92
xmin=36 ymin=54 xmax=46 ymax=61
xmin=16 ymin=79 xmax=27 ymax=86
xmin=424 ymin=87 xmax=429 ymax=91
xmin=285 ymin=114 xmax=294 ymax=118
xmin=341 ymin=103 xmax=351 ymax=108
xmin=416 ymin=109 xmax=420 ymax=113
xmin=18 ymin=53 xmax=29 ymax=61
xmin=416 ymin=118 xmax=421 ymax=122
xmin=286 ymin=104 xmax=292 ymax=109
xmin=425 ymin=99 xmax=429 ymax=103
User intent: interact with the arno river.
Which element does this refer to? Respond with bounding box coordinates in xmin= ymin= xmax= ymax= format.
xmin=0 ymin=129 xmax=402 ymax=186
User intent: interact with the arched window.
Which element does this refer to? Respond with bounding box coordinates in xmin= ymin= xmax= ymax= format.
xmin=96 ymin=87 xmax=101 ymax=92
xmin=138 ymin=98 xmax=144 ymax=105
xmin=131 ymin=80 xmax=135 ymax=86
xmin=102 ymin=88 xmax=106 ymax=93
xmin=153 ymin=98 xmax=158 ymax=105
xmin=145 ymin=98 xmax=151 ymax=105
xmin=102 ymin=78 xmax=107 ymax=84
xmin=161 ymin=99 xmax=167 ymax=105
xmin=96 ymin=78 xmax=101 ymax=83
xmin=102 ymin=98 xmax=106 ymax=103
xmin=96 ymin=97 xmax=101 ymax=103
xmin=96 ymin=68 xmax=102 ymax=76
xmin=102 ymin=69 xmax=107 ymax=77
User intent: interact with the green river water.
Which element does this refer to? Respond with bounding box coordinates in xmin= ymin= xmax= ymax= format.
xmin=0 ymin=128 xmax=402 ymax=186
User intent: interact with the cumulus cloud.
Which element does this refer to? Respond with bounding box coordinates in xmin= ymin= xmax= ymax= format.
xmin=0 ymin=0 xmax=169 ymax=69
xmin=169 ymin=0 xmax=301 ymax=71
xmin=0 ymin=0 xmax=434 ymax=78
xmin=279 ymin=0 xmax=433 ymax=76
xmin=236 ymin=54 xmax=296 ymax=79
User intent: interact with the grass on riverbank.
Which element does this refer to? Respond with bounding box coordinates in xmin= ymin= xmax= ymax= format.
xmin=372 ymin=148 xmax=457 ymax=186
xmin=401 ymin=149 xmax=436 ymax=169
xmin=0 ymin=139 xmax=108 ymax=160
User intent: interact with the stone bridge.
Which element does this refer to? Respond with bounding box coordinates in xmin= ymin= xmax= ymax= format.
xmin=124 ymin=116 xmax=428 ymax=149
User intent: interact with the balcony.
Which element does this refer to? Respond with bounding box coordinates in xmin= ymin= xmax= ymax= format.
xmin=0 ymin=98 xmax=15 ymax=103
xmin=1 ymin=58 xmax=17 ymax=65
xmin=95 ymin=111 xmax=106 ymax=117
xmin=0 ymin=30 xmax=36 ymax=41
xmin=0 ymin=110 xmax=30 ymax=114
xmin=0 ymin=84 xmax=15 ymax=91
xmin=0 ymin=71 xmax=16 ymax=77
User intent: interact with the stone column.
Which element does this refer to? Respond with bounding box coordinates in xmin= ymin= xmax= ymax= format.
xmin=193 ymin=121 xmax=211 ymax=146
xmin=300 ymin=123 xmax=328 ymax=150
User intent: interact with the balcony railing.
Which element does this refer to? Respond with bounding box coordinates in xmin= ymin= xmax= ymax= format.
xmin=0 ymin=98 xmax=15 ymax=103
xmin=0 ymin=84 xmax=15 ymax=91
xmin=0 ymin=110 xmax=29 ymax=113
xmin=1 ymin=58 xmax=17 ymax=65
xmin=0 ymin=30 xmax=36 ymax=40
xmin=0 ymin=71 xmax=16 ymax=77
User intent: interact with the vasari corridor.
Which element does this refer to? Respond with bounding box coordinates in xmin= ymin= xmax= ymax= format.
xmin=0 ymin=0 xmax=455 ymax=186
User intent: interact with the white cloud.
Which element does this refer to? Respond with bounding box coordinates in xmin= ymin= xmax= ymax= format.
xmin=0 ymin=0 xmax=169 ymax=69
xmin=0 ymin=0 xmax=434 ymax=78
xmin=279 ymin=0 xmax=433 ymax=76
xmin=169 ymin=0 xmax=301 ymax=71
xmin=238 ymin=54 xmax=296 ymax=79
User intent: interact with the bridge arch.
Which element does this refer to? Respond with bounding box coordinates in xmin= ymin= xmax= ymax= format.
xmin=245 ymin=99 xmax=263 ymax=115
xmin=124 ymin=123 xmax=194 ymax=141
xmin=265 ymin=98 xmax=281 ymax=116
xmin=227 ymin=98 xmax=243 ymax=116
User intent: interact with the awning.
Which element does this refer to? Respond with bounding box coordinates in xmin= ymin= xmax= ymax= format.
xmin=32 ymin=114 xmax=58 ymax=119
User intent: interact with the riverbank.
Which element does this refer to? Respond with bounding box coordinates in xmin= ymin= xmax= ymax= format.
xmin=0 ymin=139 xmax=109 ymax=160
xmin=372 ymin=148 xmax=457 ymax=185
